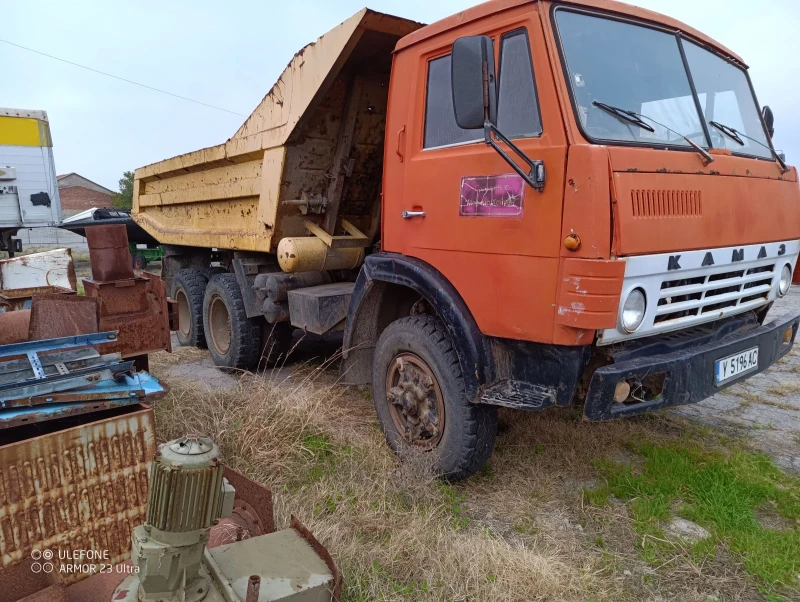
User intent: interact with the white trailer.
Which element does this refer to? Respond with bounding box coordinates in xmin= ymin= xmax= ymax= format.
xmin=0 ymin=108 xmax=62 ymax=256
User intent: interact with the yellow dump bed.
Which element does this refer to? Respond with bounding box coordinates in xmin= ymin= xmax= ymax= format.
xmin=133 ymin=9 xmax=422 ymax=253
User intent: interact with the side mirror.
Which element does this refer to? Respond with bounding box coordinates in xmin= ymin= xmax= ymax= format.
xmin=762 ymin=105 xmax=775 ymax=138
xmin=451 ymin=35 xmax=497 ymax=129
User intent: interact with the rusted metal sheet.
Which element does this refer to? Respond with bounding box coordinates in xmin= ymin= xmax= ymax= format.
xmin=84 ymin=273 xmax=172 ymax=358
xmin=0 ymin=309 xmax=30 ymax=345
xmin=85 ymin=225 xmax=135 ymax=282
xmin=28 ymin=295 xmax=99 ymax=341
xmin=222 ymin=467 xmax=275 ymax=535
xmin=0 ymin=406 xmax=156 ymax=584
xmin=0 ymin=286 xmax=74 ymax=313
xmin=0 ymin=248 xmax=76 ymax=292
xmin=290 ymin=516 xmax=342 ymax=602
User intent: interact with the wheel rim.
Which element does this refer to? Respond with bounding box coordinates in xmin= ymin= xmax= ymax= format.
xmin=176 ymin=289 xmax=191 ymax=337
xmin=209 ymin=295 xmax=231 ymax=355
xmin=385 ymin=353 xmax=445 ymax=449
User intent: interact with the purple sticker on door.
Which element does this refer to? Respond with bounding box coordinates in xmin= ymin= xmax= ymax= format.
xmin=459 ymin=174 xmax=525 ymax=217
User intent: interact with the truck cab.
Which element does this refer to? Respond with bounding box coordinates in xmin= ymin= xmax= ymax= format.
xmin=133 ymin=0 xmax=800 ymax=480
xmin=345 ymin=0 xmax=799 ymax=471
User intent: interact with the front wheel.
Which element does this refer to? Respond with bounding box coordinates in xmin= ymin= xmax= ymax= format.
xmin=372 ymin=315 xmax=498 ymax=481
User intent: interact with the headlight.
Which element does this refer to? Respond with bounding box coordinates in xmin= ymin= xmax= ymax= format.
xmin=779 ymin=264 xmax=793 ymax=297
xmin=621 ymin=289 xmax=647 ymax=333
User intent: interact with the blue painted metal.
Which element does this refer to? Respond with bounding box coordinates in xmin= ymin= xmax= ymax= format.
xmin=0 ymin=371 xmax=165 ymax=429
xmin=0 ymin=331 xmax=118 ymax=359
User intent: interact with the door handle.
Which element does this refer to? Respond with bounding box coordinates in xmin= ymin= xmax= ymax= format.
xmin=396 ymin=125 xmax=406 ymax=163
xmin=402 ymin=210 xmax=426 ymax=219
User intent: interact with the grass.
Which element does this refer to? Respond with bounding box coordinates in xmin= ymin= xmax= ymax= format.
xmin=586 ymin=441 xmax=800 ymax=599
xmin=150 ymin=346 xmax=800 ymax=601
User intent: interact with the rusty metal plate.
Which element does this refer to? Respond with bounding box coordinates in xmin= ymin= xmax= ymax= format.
xmin=83 ymin=274 xmax=172 ymax=359
xmin=0 ymin=249 xmax=77 ymax=293
xmin=0 ymin=310 xmax=30 ymax=346
xmin=28 ymin=295 xmax=99 ymax=341
xmin=0 ymin=287 xmax=74 ymax=313
xmin=0 ymin=407 xmax=156 ymax=584
xmin=85 ymin=225 xmax=135 ymax=282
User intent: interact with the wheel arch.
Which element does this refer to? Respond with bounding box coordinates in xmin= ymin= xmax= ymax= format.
xmin=340 ymin=253 xmax=491 ymax=401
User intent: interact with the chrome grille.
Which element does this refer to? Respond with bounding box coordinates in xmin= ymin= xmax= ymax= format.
xmin=597 ymin=240 xmax=800 ymax=346
xmin=656 ymin=264 xmax=775 ymax=325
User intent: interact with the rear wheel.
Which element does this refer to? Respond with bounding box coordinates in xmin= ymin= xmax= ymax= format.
xmin=203 ymin=273 xmax=262 ymax=370
xmin=172 ymin=269 xmax=209 ymax=348
xmin=372 ymin=315 xmax=498 ymax=480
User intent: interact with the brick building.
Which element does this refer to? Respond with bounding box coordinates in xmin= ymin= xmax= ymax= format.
xmin=57 ymin=173 xmax=114 ymax=216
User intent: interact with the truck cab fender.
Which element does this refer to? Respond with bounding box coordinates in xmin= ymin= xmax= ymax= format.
xmin=340 ymin=252 xmax=490 ymax=401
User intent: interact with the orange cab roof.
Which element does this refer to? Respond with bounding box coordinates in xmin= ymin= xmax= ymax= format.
xmin=395 ymin=0 xmax=745 ymax=66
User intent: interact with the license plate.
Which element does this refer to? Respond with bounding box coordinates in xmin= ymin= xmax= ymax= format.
xmin=715 ymin=347 xmax=759 ymax=385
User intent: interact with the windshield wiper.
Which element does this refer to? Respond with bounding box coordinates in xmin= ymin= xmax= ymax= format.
xmin=710 ymin=120 xmax=790 ymax=174
xmin=593 ymin=101 xmax=714 ymax=166
xmin=709 ymin=121 xmax=744 ymax=146
xmin=593 ymin=102 xmax=655 ymax=133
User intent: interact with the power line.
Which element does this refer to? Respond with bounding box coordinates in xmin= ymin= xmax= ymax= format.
xmin=0 ymin=38 xmax=247 ymax=117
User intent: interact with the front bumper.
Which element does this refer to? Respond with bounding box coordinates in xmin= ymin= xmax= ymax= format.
xmin=584 ymin=312 xmax=799 ymax=421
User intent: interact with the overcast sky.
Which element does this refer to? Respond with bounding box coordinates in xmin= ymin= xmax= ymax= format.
xmin=5 ymin=0 xmax=798 ymax=191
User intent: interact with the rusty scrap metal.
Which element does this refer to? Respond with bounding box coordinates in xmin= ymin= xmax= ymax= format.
xmin=222 ymin=467 xmax=276 ymax=535
xmin=0 ymin=286 xmax=74 ymax=312
xmin=85 ymin=224 xmax=135 ymax=282
xmin=291 ymin=515 xmax=342 ymax=602
xmin=0 ymin=399 xmax=140 ymax=430
xmin=27 ymin=294 xmax=99 ymax=341
xmin=0 ymin=407 xmax=156 ymax=584
xmin=246 ymin=575 xmax=261 ymax=602
xmin=0 ymin=248 xmax=77 ymax=292
xmin=84 ymin=273 xmax=172 ymax=358
xmin=0 ymin=361 xmax=134 ymax=407
xmin=0 ymin=331 xmax=118 ymax=359
xmin=0 ymin=309 xmax=30 ymax=345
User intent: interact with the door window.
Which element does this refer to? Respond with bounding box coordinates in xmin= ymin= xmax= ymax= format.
xmin=423 ymin=55 xmax=484 ymax=149
xmin=423 ymin=27 xmax=542 ymax=149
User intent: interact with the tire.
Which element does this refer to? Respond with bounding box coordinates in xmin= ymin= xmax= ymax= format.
xmin=372 ymin=315 xmax=498 ymax=481
xmin=203 ymin=273 xmax=262 ymax=370
xmin=202 ymin=266 xmax=227 ymax=280
xmin=172 ymin=269 xmax=209 ymax=348
xmin=132 ymin=254 xmax=148 ymax=270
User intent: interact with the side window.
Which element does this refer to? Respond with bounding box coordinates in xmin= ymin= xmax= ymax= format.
xmin=497 ymin=29 xmax=542 ymax=138
xmin=423 ymin=55 xmax=483 ymax=149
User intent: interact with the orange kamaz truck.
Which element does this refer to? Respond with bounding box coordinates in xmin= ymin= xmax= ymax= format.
xmin=133 ymin=0 xmax=800 ymax=479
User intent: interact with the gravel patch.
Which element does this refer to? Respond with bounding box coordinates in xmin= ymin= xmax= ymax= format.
xmin=674 ymin=286 xmax=800 ymax=475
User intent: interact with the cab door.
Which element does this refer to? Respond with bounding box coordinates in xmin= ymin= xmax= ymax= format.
xmin=384 ymin=5 xmax=568 ymax=343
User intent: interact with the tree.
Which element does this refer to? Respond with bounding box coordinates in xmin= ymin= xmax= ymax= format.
xmin=112 ymin=171 xmax=134 ymax=210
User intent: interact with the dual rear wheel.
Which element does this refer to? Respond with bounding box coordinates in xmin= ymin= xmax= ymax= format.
xmin=172 ymin=269 xmax=291 ymax=369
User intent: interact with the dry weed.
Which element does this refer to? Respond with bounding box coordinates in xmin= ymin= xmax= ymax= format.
xmin=149 ymin=355 xmax=764 ymax=601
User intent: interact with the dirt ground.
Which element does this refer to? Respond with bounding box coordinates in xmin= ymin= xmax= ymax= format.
xmin=147 ymin=287 xmax=800 ymax=602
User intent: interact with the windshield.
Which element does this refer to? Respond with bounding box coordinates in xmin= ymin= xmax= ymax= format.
xmin=554 ymin=10 xmax=772 ymax=160
xmin=682 ymin=41 xmax=772 ymax=159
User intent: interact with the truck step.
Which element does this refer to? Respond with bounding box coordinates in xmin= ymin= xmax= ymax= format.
xmin=288 ymin=282 xmax=355 ymax=335
xmin=480 ymin=380 xmax=558 ymax=411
